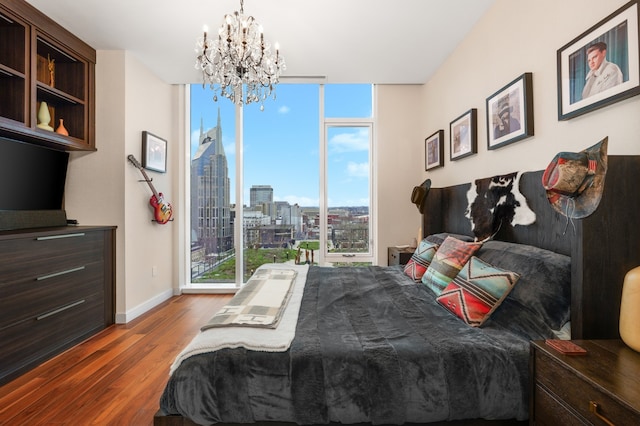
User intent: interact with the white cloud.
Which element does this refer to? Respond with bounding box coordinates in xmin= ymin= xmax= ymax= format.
xmin=329 ymin=128 xmax=369 ymax=153
xmin=278 ymin=195 xmax=319 ymax=206
xmin=347 ymin=161 xmax=369 ymax=178
xmin=278 ymin=105 xmax=291 ymax=114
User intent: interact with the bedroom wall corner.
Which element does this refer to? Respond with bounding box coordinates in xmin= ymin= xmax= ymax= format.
xmin=375 ymin=85 xmax=424 ymax=265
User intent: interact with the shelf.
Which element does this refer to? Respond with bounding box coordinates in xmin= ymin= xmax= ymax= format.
xmin=36 ymin=35 xmax=86 ymax=101
xmin=0 ymin=70 xmax=25 ymax=122
xmin=0 ymin=62 xmax=24 ymax=78
xmin=0 ymin=8 xmax=26 ymax=74
xmin=37 ymin=82 xmax=84 ymax=105
xmin=0 ymin=6 xmax=26 ymax=125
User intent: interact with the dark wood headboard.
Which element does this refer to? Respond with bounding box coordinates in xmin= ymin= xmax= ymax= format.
xmin=422 ymin=156 xmax=640 ymax=340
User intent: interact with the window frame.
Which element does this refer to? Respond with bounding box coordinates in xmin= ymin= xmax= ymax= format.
xmin=320 ymin=119 xmax=375 ymax=265
xmin=183 ymin=83 xmax=377 ymax=290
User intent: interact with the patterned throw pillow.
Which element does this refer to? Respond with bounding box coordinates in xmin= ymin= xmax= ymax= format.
xmin=403 ymin=239 xmax=440 ymax=282
xmin=422 ymin=236 xmax=482 ymax=295
xmin=436 ymin=256 xmax=520 ymax=326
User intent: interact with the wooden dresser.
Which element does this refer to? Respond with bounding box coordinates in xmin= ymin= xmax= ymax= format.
xmin=0 ymin=226 xmax=115 ymax=385
xmin=530 ymin=339 xmax=640 ymax=425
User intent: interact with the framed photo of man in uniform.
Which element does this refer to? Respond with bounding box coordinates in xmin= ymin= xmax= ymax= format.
xmin=557 ymin=0 xmax=639 ymax=120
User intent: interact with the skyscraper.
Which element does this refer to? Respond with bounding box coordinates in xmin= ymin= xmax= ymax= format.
xmin=250 ymin=185 xmax=273 ymax=207
xmin=191 ymin=108 xmax=232 ymax=257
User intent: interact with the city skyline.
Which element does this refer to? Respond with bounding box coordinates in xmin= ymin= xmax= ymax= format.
xmin=189 ymin=84 xmax=372 ymax=208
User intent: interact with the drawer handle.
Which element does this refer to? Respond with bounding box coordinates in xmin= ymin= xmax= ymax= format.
xmin=36 ymin=233 xmax=86 ymax=241
xmin=589 ymin=401 xmax=615 ymax=426
xmin=37 ymin=266 xmax=85 ymax=281
xmin=36 ymin=299 xmax=85 ymax=320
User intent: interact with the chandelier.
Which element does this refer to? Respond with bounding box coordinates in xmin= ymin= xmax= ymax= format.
xmin=195 ymin=0 xmax=285 ymax=109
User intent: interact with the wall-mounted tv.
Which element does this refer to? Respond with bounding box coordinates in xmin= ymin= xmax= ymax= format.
xmin=0 ymin=137 xmax=69 ymax=230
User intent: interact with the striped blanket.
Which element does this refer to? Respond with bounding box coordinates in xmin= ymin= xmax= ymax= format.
xmin=202 ymin=268 xmax=297 ymax=330
xmin=168 ymin=263 xmax=308 ymax=375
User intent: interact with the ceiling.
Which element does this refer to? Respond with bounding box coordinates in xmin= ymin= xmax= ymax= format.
xmin=26 ymin=0 xmax=495 ymax=85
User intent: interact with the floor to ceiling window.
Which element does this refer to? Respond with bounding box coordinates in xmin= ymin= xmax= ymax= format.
xmin=321 ymin=84 xmax=374 ymax=265
xmin=242 ymin=85 xmax=320 ymax=280
xmin=189 ymin=86 xmax=237 ymax=286
xmin=187 ymin=83 xmax=373 ymax=288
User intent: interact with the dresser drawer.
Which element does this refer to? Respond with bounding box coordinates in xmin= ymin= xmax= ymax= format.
xmin=0 ymin=231 xmax=104 ymax=284
xmin=0 ymin=292 xmax=104 ymax=377
xmin=535 ymin=349 xmax=637 ymax=425
xmin=533 ymin=383 xmax=585 ymax=425
xmin=0 ymin=260 xmax=104 ymax=329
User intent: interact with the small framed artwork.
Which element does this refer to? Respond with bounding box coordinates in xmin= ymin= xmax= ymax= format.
xmin=450 ymin=108 xmax=477 ymax=161
xmin=425 ymin=130 xmax=444 ymax=170
xmin=557 ymin=0 xmax=640 ymax=120
xmin=142 ymin=131 xmax=167 ymax=173
xmin=486 ymin=72 xmax=534 ymax=150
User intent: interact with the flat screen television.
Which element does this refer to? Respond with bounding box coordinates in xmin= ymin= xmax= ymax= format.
xmin=0 ymin=137 xmax=69 ymax=230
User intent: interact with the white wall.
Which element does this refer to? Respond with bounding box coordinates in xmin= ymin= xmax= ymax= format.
xmin=65 ymin=51 xmax=127 ymax=320
xmin=375 ymin=85 xmax=424 ymax=262
xmin=122 ymin=51 xmax=178 ymax=319
xmin=376 ymin=0 xmax=640 ymax=264
xmin=65 ymin=51 xmax=179 ymax=322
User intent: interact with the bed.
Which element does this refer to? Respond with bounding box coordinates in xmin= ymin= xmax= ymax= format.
xmin=155 ymin=156 xmax=640 ymax=426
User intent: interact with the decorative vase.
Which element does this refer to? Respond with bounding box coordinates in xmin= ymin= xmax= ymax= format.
xmin=37 ymin=101 xmax=53 ymax=131
xmin=620 ymin=266 xmax=640 ymax=352
xmin=55 ymin=119 xmax=69 ymax=136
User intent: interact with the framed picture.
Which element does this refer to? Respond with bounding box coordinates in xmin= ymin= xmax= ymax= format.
xmin=557 ymin=0 xmax=640 ymax=120
xmin=142 ymin=131 xmax=167 ymax=173
xmin=425 ymin=130 xmax=444 ymax=170
xmin=486 ymin=72 xmax=534 ymax=150
xmin=450 ymin=109 xmax=477 ymax=161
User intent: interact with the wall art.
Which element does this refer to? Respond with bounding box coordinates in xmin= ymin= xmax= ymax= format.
xmin=450 ymin=109 xmax=477 ymax=161
xmin=425 ymin=129 xmax=444 ymax=170
xmin=557 ymin=1 xmax=639 ymax=120
xmin=486 ymin=72 xmax=534 ymax=150
xmin=142 ymin=131 xmax=167 ymax=173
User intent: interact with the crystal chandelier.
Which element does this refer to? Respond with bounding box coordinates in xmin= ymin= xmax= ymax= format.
xmin=195 ymin=0 xmax=285 ymax=109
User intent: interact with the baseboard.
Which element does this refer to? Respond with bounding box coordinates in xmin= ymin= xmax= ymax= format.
xmin=115 ymin=288 xmax=175 ymax=323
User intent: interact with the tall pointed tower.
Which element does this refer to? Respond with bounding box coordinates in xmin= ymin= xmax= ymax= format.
xmin=190 ymin=107 xmax=232 ymax=266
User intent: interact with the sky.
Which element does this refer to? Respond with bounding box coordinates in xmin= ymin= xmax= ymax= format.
xmin=190 ymin=84 xmax=373 ymax=207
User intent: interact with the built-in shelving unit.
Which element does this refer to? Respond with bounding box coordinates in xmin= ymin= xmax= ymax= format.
xmin=0 ymin=0 xmax=95 ymax=151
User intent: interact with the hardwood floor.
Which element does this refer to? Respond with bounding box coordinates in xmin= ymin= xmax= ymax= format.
xmin=0 ymin=294 xmax=231 ymax=425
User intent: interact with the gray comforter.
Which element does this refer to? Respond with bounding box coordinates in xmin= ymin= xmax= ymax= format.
xmin=159 ymin=265 xmax=557 ymax=425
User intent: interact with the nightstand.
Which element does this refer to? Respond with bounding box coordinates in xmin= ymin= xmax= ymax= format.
xmin=530 ymin=339 xmax=640 ymax=425
xmin=387 ymin=246 xmax=414 ymax=266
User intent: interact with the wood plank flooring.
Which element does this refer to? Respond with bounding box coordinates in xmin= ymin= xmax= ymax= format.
xmin=0 ymin=294 xmax=231 ymax=425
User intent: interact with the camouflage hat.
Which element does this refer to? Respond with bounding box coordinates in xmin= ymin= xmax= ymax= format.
xmin=542 ymin=137 xmax=608 ymax=219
